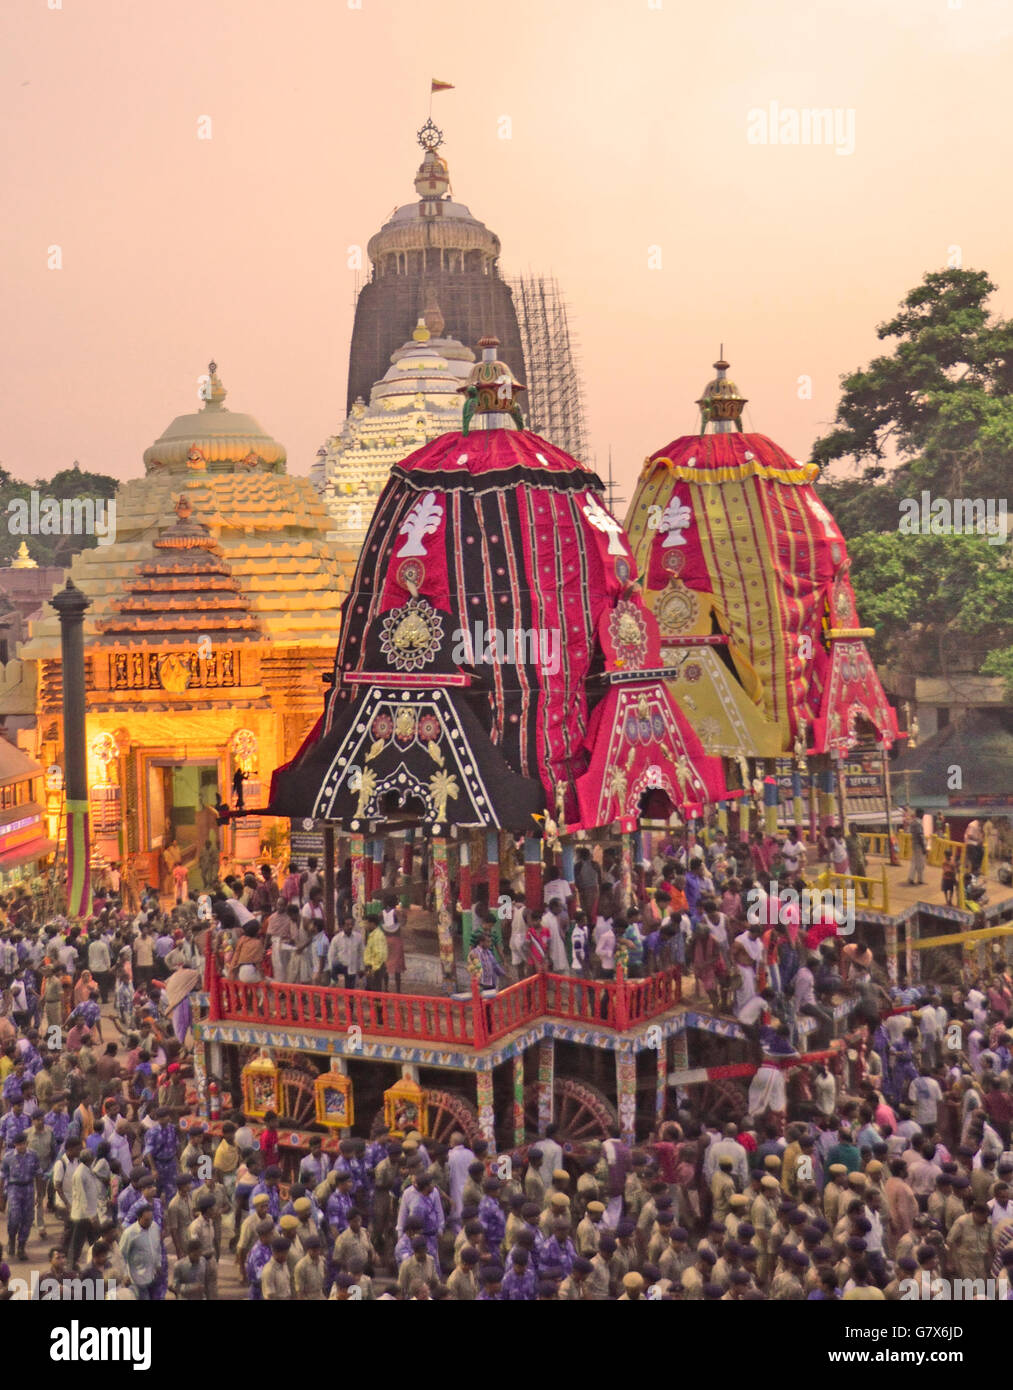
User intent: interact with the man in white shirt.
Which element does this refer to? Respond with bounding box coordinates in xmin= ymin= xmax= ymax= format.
xmin=543 ymin=874 xmax=572 ymax=909
xmin=737 ymin=992 xmax=768 ymax=1027
xmin=918 ymin=998 xmax=943 ymax=1068
xmin=813 ymin=1064 xmax=838 ymax=1118
xmin=68 ymin=1149 xmax=101 ymax=1269
xmin=908 ymin=1073 xmax=943 ymax=1128
xmin=988 ymin=1181 xmax=1013 ymax=1228
xmin=230 ymin=897 xmax=257 ymax=928
xmin=327 ymin=919 xmax=364 ymax=988
xmin=539 ymin=1127 xmax=564 ymax=1179
xmin=702 ymin=1123 xmax=749 ymax=1189
xmin=447 ymin=1132 xmax=476 ymax=1228
xmin=509 ymin=898 xmax=529 ymax=976
xmin=234 ymin=1118 xmax=256 ymax=1152
xmin=542 ymin=901 xmax=569 ymax=974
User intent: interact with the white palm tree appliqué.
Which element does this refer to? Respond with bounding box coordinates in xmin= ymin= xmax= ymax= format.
xmin=396 ymin=492 xmax=444 ymax=557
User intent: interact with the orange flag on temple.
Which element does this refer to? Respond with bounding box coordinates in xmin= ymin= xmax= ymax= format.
xmin=431 ymin=79 xmax=454 ymax=93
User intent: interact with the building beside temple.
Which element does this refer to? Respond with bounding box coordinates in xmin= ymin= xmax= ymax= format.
xmin=311 ymin=302 xmax=475 ymax=548
xmin=0 ymin=740 xmax=54 ymax=889
xmin=4 ymin=364 xmax=354 ymax=889
xmin=0 ymin=545 xmax=66 ymax=746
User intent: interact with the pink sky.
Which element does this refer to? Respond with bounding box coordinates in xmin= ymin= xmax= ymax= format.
xmin=3 ymin=0 xmax=1012 ymax=502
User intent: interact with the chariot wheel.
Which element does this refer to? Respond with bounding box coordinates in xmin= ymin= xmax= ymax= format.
xmin=689 ymin=1077 xmax=748 ymax=1126
xmin=237 ymin=1047 xmax=318 ymax=1128
xmin=424 ymin=1089 xmax=482 ymax=1145
xmin=369 ymin=1088 xmax=481 ymax=1145
xmin=523 ymin=1077 xmax=618 ymax=1146
xmin=277 ymin=1068 xmax=318 ymax=1128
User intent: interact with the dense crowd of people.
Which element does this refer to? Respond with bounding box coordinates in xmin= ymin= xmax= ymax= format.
xmin=0 ymin=821 xmax=1012 ymax=1301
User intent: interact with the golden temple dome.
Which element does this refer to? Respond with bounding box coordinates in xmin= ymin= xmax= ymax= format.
xmin=142 ymin=361 xmax=287 ymax=474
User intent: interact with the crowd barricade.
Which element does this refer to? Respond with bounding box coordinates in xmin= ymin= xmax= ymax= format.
xmin=814 ymin=865 xmax=890 ymax=914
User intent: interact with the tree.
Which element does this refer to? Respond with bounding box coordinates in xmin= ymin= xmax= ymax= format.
xmin=812 ymin=269 xmax=1013 ymax=689
xmin=813 ymin=268 xmax=1013 ymax=479
xmin=0 ymin=462 xmax=118 ymax=567
xmin=846 ymin=533 xmax=1013 ymax=678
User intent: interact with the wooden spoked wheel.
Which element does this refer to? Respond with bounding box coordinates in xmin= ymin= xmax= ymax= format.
xmin=423 ymin=1090 xmax=482 ymax=1146
xmin=277 ymin=1068 xmax=318 ymax=1128
xmin=236 ymin=1047 xmax=318 ymax=1128
xmin=523 ymin=1077 xmax=619 ymax=1145
xmin=690 ymin=1077 xmax=748 ymax=1126
xmin=369 ymin=1088 xmax=481 ymax=1145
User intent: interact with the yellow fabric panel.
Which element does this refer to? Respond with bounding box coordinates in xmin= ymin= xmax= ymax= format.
xmin=624 ymin=469 xmax=676 ymax=578
xmin=693 ymin=479 xmax=791 ymax=745
xmin=641 ymin=456 xmax=819 ymax=486
xmin=662 ymin=646 xmax=783 ymax=757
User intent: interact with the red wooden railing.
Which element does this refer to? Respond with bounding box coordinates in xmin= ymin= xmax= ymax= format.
xmin=215 ymin=976 xmax=475 ymax=1045
xmin=484 ymin=972 xmax=546 ymax=1041
xmin=626 ymin=968 xmax=683 ymax=1027
xmin=208 ymin=955 xmax=683 ymax=1047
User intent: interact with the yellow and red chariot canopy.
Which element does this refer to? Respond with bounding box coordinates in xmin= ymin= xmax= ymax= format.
xmin=626 ymin=431 xmax=898 ymax=757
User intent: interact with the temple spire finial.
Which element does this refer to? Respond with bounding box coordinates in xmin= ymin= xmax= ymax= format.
xmin=697 ymin=352 xmax=747 ymax=434
xmin=202 ymin=361 xmax=228 ymax=411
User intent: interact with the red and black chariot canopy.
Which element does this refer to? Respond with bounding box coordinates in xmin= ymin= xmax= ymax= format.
xmin=270 ymin=425 xmax=731 ymax=833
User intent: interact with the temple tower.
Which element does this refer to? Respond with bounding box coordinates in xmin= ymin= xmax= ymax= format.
xmin=345 ymin=119 xmax=526 ymax=414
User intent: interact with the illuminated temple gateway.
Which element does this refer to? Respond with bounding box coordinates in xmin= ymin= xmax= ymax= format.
xmin=624 ymin=357 xmax=899 ymax=827
xmin=8 ymin=365 xmax=352 ymax=888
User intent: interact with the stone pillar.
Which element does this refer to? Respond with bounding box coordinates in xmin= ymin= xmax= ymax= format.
xmin=401 ymin=830 xmax=414 ymax=879
xmin=881 ymin=742 xmax=899 ymax=865
xmin=536 ymin=1037 xmax=554 ymax=1135
xmin=349 ymin=834 xmax=366 ymax=927
xmin=792 ymin=769 xmax=805 ymax=835
xmin=524 ymin=836 xmax=543 ymax=911
xmin=458 ymin=839 xmax=472 ymax=909
xmin=512 ymin=1053 xmax=525 ymax=1147
xmin=431 ymin=839 xmax=455 ymax=984
xmin=616 ymin=1049 xmax=637 ymax=1143
xmin=476 ymin=1066 xmax=496 ymax=1151
xmin=834 ymin=754 xmax=848 ymax=832
xmin=51 ymin=580 xmax=93 ymax=920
